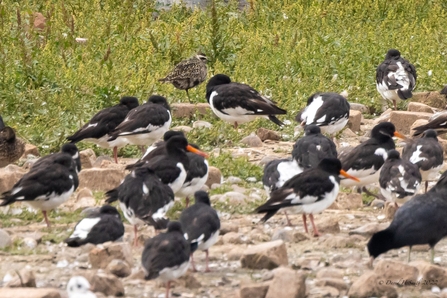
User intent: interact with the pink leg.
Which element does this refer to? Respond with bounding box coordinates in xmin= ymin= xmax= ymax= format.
xmin=234 ymin=122 xmax=238 ymax=129
xmin=185 ymin=197 xmax=190 ymax=208
xmin=302 ymin=214 xmax=308 ymax=234
xmin=133 ymin=225 xmax=139 ymax=246
xmin=309 ymin=214 xmax=320 ymax=237
xmin=113 ymin=147 xmax=118 ymax=164
xmin=42 ymin=211 xmax=51 ymax=227
xmin=190 ymin=253 xmax=197 ymax=272
xmin=284 ymin=211 xmax=293 ymax=226
xmin=393 ymin=100 xmax=397 ymax=110
xmin=166 ymin=280 xmax=171 ymax=298
xmin=205 ymin=250 xmax=211 ymax=272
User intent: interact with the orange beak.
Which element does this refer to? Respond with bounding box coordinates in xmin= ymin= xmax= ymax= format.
xmin=339 ymin=170 xmax=360 ymax=182
xmin=186 ymin=145 xmax=209 ymax=158
xmin=393 ymin=131 xmax=408 ymax=141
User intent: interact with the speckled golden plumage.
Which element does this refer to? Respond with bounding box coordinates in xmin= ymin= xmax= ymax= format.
xmin=159 ymin=53 xmax=208 ymax=102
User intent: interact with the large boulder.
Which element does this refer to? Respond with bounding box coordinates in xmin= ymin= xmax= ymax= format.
xmin=240 ymin=240 xmax=288 ymax=270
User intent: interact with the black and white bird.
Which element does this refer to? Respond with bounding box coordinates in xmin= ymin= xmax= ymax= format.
xmin=402 ymin=129 xmax=444 ymax=192
xmin=206 ymin=74 xmax=287 ymax=129
xmin=376 ymin=49 xmax=417 ymax=110
xmin=66 ymin=276 xmax=96 ymax=298
xmin=340 ymin=122 xmax=406 ymax=192
xmin=0 ymin=115 xmax=25 ymax=168
xmin=67 ymin=96 xmax=139 ymax=163
xmin=127 ymin=135 xmax=208 ymax=194
xmin=31 ymin=143 xmax=81 ymax=174
xmin=64 ymin=205 xmax=124 ymax=247
xmin=179 ymin=191 xmax=220 ymax=272
xmin=379 ymin=149 xmax=422 ymax=206
xmin=159 ymin=53 xmax=208 ymax=102
xmin=108 ymin=95 xmax=171 ymax=149
xmin=295 ymin=92 xmax=350 ymax=135
xmin=142 ymin=221 xmax=190 ymax=298
xmin=262 ymin=158 xmax=302 ymax=193
xmin=0 ymin=154 xmax=78 ymax=227
xmin=368 ymin=170 xmax=447 ymax=265
xmin=412 ymin=111 xmax=447 ymax=137
xmin=105 ymin=167 xmax=175 ymax=246
xmin=292 ymin=124 xmax=338 ymax=169
xmin=256 ymin=158 xmax=359 ymax=236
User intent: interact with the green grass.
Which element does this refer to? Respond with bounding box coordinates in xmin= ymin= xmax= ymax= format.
xmin=1 ymin=0 xmax=446 ymax=156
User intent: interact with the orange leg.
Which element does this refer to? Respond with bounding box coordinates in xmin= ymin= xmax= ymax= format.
xmin=113 ymin=147 xmax=118 ymax=163
xmin=190 ymin=253 xmax=197 ymax=272
xmin=284 ymin=211 xmax=293 ymax=226
xmin=42 ymin=211 xmax=51 ymax=227
xmin=165 ymin=280 xmax=171 ymax=298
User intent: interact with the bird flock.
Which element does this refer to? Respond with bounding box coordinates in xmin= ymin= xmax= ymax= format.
xmin=0 ymin=48 xmax=446 ymax=297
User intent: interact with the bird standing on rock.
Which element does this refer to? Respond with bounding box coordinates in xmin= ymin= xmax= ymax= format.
xmin=402 ymin=129 xmax=444 ymax=192
xmin=66 ymin=96 xmax=139 ymax=163
xmin=368 ymin=170 xmax=447 ymax=266
xmin=256 ymin=158 xmax=359 ymax=237
xmin=0 ymin=115 xmax=25 ymax=168
xmin=159 ymin=53 xmax=208 ymax=102
xmin=379 ymin=149 xmax=422 ymax=206
xmin=206 ymin=74 xmax=287 ymax=129
xmin=179 ymin=191 xmax=220 ymax=272
xmin=339 ymin=122 xmax=407 ymax=196
xmin=296 ymin=92 xmax=350 ymax=136
xmin=376 ymin=49 xmax=417 ymax=110
xmin=142 ymin=221 xmax=190 ymax=298
xmin=0 ymin=154 xmax=78 ymax=227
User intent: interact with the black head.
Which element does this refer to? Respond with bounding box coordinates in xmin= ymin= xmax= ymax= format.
xmin=167 ymin=221 xmax=183 ymax=233
xmin=147 ymin=95 xmax=170 ymax=110
xmin=386 ymin=149 xmax=400 ymax=160
xmin=367 ymin=229 xmax=395 ymax=259
xmin=166 ymin=135 xmax=189 ymax=152
xmin=370 ymin=122 xmax=398 ymax=141
xmin=0 ymin=127 xmax=16 ymax=142
xmin=385 ymin=49 xmax=401 ymax=60
xmin=317 ymin=158 xmax=342 ymax=175
xmin=194 ymin=190 xmax=211 ymax=206
xmin=421 ymin=129 xmax=438 ymax=140
xmin=61 ymin=143 xmax=79 ymax=157
xmin=305 ymin=124 xmax=321 ymax=135
xmin=120 ymin=96 xmax=139 ymax=110
xmin=0 ymin=115 xmax=5 ymax=129
xmin=99 ymin=205 xmax=120 ymax=217
xmin=206 ymin=74 xmax=232 ymax=89
xmin=163 ymin=130 xmax=185 ymax=142
xmin=53 ymin=154 xmax=75 ymax=169
xmin=196 ymin=52 xmax=207 ymax=62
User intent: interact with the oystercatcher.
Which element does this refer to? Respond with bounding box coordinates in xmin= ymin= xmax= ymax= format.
xmin=159 ymin=53 xmax=208 ymax=102
xmin=179 ymin=191 xmax=220 ymax=272
xmin=67 ymin=96 xmax=139 ymax=163
xmin=412 ymin=111 xmax=447 ymax=137
xmin=376 ymin=49 xmax=417 ymax=110
xmin=255 ymin=158 xmax=359 ymax=236
xmin=379 ymin=149 xmax=422 ymax=206
xmin=32 ymin=143 xmax=81 ymax=174
xmin=64 ymin=205 xmax=124 ymax=247
xmin=296 ymin=92 xmax=350 ymax=135
xmin=128 ymin=135 xmax=208 ymax=194
xmin=108 ymin=95 xmax=171 ymax=149
xmin=142 ymin=221 xmax=190 ymax=298
xmin=339 ymin=122 xmax=407 ymax=194
xmin=292 ymin=124 xmax=338 ymax=169
xmin=0 ymin=154 xmax=78 ymax=227
xmin=368 ymin=170 xmax=447 ymax=265
xmin=402 ymin=129 xmax=444 ymax=192
xmin=105 ymin=166 xmax=175 ymax=246
xmin=206 ymin=74 xmax=287 ymax=129
xmin=0 ymin=115 xmax=25 ymax=168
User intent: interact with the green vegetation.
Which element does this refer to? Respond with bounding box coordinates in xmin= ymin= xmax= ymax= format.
xmin=1 ymin=0 xmax=446 ymax=156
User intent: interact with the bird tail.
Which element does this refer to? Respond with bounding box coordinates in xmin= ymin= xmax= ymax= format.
xmin=268 ymin=115 xmax=285 ymax=126
xmin=104 ymin=189 xmax=119 ymax=204
xmin=397 ymin=89 xmax=413 ymax=100
xmin=125 ymin=161 xmax=145 ymax=171
xmin=0 ymin=194 xmax=16 ymax=207
xmin=64 ymin=237 xmax=85 ymax=247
